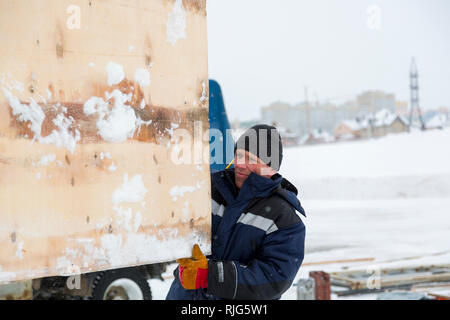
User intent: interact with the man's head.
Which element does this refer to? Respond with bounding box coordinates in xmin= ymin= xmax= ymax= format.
xmin=233 ymin=124 xmax=283 ymax=189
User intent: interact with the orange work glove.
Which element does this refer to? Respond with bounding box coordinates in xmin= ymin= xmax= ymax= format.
xmin=176 ymin=244 xmax=209 ymax=290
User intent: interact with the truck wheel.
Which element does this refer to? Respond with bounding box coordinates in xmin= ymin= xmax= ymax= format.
xmin=91 ymin=268 xmax=152 ymax=300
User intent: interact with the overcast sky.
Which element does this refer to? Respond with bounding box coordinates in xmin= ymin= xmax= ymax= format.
xmin=206 ymin=0 xmax=450 ymax=121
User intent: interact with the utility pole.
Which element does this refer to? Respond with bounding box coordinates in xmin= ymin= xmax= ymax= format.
xmin=304 ymin=85 xmax=311 ymax=135
xmin=409 ymin=58 xmax=425 ymax=131
xmin=304 ymin=85 xmax=309 ymax=105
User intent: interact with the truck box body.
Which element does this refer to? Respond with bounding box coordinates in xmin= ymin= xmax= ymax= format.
xmin=0 ymin=0 xmax=210 ymax=284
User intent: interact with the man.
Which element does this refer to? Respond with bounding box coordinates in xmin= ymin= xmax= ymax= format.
xmin=166 ymin=124 xmax=306 ymax=300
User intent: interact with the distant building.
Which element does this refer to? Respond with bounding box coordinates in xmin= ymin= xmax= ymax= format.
xmin=261 ymin=90 xmax=402 ymax=143
xmin=437 ymin=106 xmax=449 ymax=118
xmin=277 ymin=126 xmax=300 ymax=147
xmin=356 ymin=90 xmax=396 ymax=115
xmin=261 ymin=101 xmax=342 ymax=139
xmin=261 ymin=101 xmax=308 ymax=137
xmin=302 ymin=129 xmax=335 ymax=145
xmin=231 ymin=118 xmax=241 ymax=130
xmin=361 ymin=109 xmax=409 ymax=138
xmin=334 ymin=120 xmax=361 ymax=140
xmin=372 ymin=109 xmax=396 ymax=137
xmin=387 ymin=116 xmax=409 ymax=134
xmin=335 ymin=109 xmax=408 ymax=140
xmin=395 ymin=101 xmax=409 ymax=116
xmin=423 ymin=110 xmax=440 ymax=123
xmin=335 ymin=100 xmax=361 ymax=121
xmin=420 ymin=107 xmax=449 ymax=130
xmin=297 ymin=102 xmax=338 ymax=137
xmin=426 ymin=114 xmax=448 ymax=130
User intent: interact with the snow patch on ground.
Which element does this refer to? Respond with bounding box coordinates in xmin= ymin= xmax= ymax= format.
xmin=280 ymin=128 xmax=450 ymax=199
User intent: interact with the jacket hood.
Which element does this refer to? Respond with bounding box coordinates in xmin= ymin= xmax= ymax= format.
xmin=270 ymin=174 xmax=306 ymax=217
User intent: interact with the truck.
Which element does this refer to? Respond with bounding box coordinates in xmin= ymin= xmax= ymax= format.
xmin=0 ymin=0 xmax=232 ymax=300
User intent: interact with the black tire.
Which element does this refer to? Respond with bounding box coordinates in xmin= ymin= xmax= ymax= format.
xmin=91 ymin=267 xmax=152 ymax=300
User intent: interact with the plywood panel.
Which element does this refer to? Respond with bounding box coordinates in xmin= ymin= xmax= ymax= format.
xmin=0 ymin=0 xmax=210 ymax=284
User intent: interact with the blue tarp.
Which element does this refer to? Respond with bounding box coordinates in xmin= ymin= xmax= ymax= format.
xmin=208 ymin=80 xmax=235 ymax=172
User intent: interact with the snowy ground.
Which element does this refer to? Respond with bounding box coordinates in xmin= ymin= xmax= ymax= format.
xmin=149 ymin=128 xmax=450 ymax=300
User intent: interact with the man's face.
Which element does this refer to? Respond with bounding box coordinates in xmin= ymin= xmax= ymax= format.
xmin=234 ymin=149 xmax=276 ymax=189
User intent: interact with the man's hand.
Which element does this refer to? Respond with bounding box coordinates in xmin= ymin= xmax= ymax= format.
xmin=177 ymin=244 xmax=208 ymax=290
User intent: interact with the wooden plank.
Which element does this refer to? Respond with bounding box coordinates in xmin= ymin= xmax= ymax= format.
xmin=330 ymin=265 xmax=450 ymax=290
xmin=379 ymin=273 xmax=450 ymax=289
xmin=302 ymin=257 xmax=375 ymax=266
xmin=0 ymin=0 xmax=210 ymax=284
xmin=330 ymin=264 xmax=450 ymax=277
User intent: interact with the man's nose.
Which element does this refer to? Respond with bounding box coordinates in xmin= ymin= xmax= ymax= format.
xmin=234 ymin=158 xmax=246 ymax=168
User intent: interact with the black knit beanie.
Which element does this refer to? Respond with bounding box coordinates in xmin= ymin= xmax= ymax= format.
xmin=234 ymin=124 xmax=283 ymax=171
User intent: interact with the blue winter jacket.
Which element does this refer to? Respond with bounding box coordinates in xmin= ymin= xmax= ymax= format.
xmin=166 ymin=168 xmax=306 ymax=300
